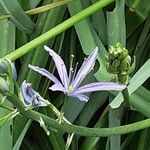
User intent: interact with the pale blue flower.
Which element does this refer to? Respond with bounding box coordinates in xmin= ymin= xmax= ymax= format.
xmin=20 ymin=80 xmax=47 ymax=106
xmin=28 ymin=46 xmax=126 ymax=102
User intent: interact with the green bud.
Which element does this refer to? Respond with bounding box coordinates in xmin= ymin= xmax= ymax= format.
xmin=112 ymin=59 xmax=120 ymax=68
xmin=118 ymin=73 xmax=128 ymax=84
xmin=0 ymin=77 xmax=9 ymax=92
xmin=106 ymin=65 xmax=118 ymax=74
xmin=0 ymin=59 xmax=17 ymax=81
xmin=107 ymin=42 xmax=136 ymax=84
xmin=109 ymin=53 xmax=116 ymax=60
xmin=118 ymin=60 xmax=129 ymax=72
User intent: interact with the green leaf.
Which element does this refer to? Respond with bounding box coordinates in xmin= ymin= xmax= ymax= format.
xmin=12 ymin=120 xmax=31 ymax=150
xmin=107 ymin=0 xmax=126 ymax=46
xmin=0 ymin=20 xmax=15 ymax=57
xmin=0 ymin=0 xmax=35 ymax=32
xmin=0 ymin=14 xmax=15 ymax=150
xmin=126 ymin=0 xmax=150 ymax=20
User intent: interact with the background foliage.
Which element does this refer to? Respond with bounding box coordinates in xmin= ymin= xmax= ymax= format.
xmin=0 ymin=0 xmax=150 ymax=149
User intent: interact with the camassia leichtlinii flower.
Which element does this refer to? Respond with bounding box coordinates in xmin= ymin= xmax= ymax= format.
xmin=28 ymin=46 xmax=126 ymax=102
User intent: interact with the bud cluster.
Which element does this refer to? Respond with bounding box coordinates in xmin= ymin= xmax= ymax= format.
xmin=107 ymin=43 xmax=135 ymax=84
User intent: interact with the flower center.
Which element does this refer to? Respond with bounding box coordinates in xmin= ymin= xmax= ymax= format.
xmin=68 ymin=85 xmax=73 ymax=94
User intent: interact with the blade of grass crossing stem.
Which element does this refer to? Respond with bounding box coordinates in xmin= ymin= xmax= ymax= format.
xmin=107 ymin=0 xmax=126 ymax=150
xmin=0 ymin=19 xmax=15 ymax=150
xmin=0 ymin=0 xmax=35 ymax=32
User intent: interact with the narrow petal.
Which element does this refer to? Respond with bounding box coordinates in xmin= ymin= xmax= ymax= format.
xmin=71 ymin=47 xmax=98 ymax=90
xmin=44 ymin=45 xmax=69 ymax=89
xmin=74 ymin=82 xmax=126 ymax=94
xmin=49 ymin=83 xmax=67 ymax=92
xmin=28 ymin=64 xmax=60 ymax=84
xmin=71 ymin=93 xmax=89 ymax=102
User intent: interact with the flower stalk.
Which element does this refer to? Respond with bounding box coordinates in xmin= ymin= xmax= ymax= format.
xmin=4 ymin=91 xmax=150 ymax=137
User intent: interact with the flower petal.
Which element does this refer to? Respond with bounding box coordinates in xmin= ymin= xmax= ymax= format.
xmin=49 ymin=83 xmax=67 ymax=92
xmin=74 ymin=82 xmax=126 ymax=94
xmin=44 ymin=45 xmax=69 ymax=89
xmin=71 ymin=93 xmax=89 ymax=102
xmin=71 ymin=47 xmax=98 ymax=90
xmin=20 ymin=80 xmax=47 ymax=107
xmin=28 ymin=64 xmax=60 ymax=84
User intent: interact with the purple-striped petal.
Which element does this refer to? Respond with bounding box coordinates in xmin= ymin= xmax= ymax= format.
xmin=74 ymin=82 xmax=126 ymax=94
xmin=49 ymin=83 xmax=67 ymax=92
xmin=71 ymin=93 xmax=89 ymax=102
xmin=28 ymin=64 xmax=60 ymax=84
xmin=20 ymin=80 xmax=47 ymax=107
xmin=44 ymin=45 xmax=69 ymax=89
xmin=71 ymin=47 xmax=98 ymax=90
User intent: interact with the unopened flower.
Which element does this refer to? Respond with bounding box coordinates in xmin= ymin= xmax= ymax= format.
xmin=20 ymin=80 xmax=47 ymax=106
xmin=28 ymin=46 xmax=126 ymax=102
xmin=0 ymin=59 xmax=17 ymax=80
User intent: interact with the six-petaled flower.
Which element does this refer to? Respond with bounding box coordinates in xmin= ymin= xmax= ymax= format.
xmin=28 ymin=46 xmax=126 ymax=102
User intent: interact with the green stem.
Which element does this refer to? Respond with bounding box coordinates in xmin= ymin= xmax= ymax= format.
xmin=122 ymin=88 xmax=130 ymax=108
xmin=26 ymin=0 xmax=72 ymax=16
xmin=0 ymin=0 xmax=73 ymax=20
xmin=3 ymin=0 xmax=114 ymax=61
xmin=5 ymin=92 xmax=150 ymax=137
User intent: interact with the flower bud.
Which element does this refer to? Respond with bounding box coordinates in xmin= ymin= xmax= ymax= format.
xmin=0 ymin=77 xmax=9 ymax=92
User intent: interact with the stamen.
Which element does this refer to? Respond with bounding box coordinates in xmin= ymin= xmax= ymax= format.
xmin=69 ymin=54 xmax=75 ymax=84
xmin=71 ymin=62 xmax=78 ymax=82
xmin=61 ymin=64 xmax=66 ymax=87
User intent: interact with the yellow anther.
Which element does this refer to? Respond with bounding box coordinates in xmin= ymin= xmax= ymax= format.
xmin=68 ymin=85 xmax=73 ymax=94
